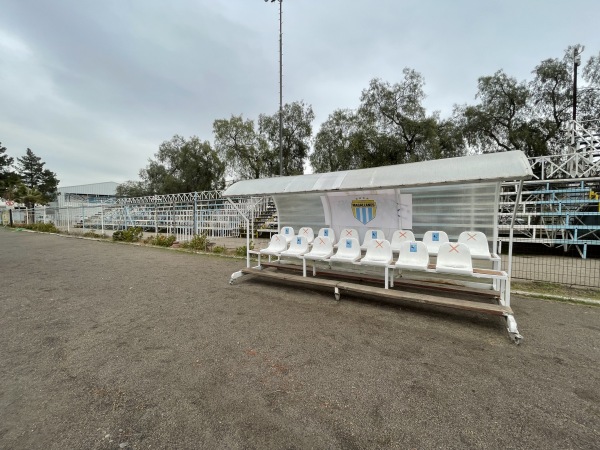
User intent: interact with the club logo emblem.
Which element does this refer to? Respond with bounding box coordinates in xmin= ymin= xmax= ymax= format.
xmin=351 ymin=198 xmax=376 ymax=225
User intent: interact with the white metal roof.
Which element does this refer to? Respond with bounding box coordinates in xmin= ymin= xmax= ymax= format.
xmin=223 ymin=150 xmax=533 ymax=197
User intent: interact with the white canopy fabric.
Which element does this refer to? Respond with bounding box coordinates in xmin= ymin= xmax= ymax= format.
xmin=223 ymin=151 xmax=533 ymax=197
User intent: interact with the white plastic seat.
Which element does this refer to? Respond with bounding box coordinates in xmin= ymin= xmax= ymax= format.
xmin=330 ymin=237 xmax=361 ymax=263
xmin=422 ymin=230 xmax=449 ymax=256
xmin=298 ymin=227 xmax=315 ymax=244
xmin=303 ymin=236 xmax=334 ymax=261
xmin=360 ymin=229 xmax=386 ymax=250
xmin=360 ymin=239 xmax=393 ymax=288
xmin=302 ymin=236 xmax=334 ymax=276
xmin=260 ymin=234 xmax=288 ymax=256
xmin=390 ymin=229 xmax=415 ymax=253
xmin=317 ymin=227 xmax=336 ymax=243
xmin=334 ymin=228 xmax=359 ymax=247
xmin=280 ymin=226 xmax=295 ymax=243
xmin=458 ymin=231 xmax=492 ymax=260
xmin=280 ymin=235 xmax=309 ymax=258
xmin=394 ymin=241 xmax=430 ymax=271
xmin=436 ymin=242 xmax=473 ymax=275
xmin=360 ymin=239 xmax=393 ymax=267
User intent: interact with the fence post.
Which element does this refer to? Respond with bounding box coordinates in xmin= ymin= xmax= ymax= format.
xmin=154 ymin=204 xmax=158 ymax=236
xmin=82 ymin=204 xmax=85 ymax=230
xmin=101 ymin=201 xmax=105 ymax=235
xmin=193 ymin=191 xmax=198 ymax=236
xmin=67 ymin=206 xmax=70 ymax=233
xmin=43 ymin=205 xmax=47 ymax=223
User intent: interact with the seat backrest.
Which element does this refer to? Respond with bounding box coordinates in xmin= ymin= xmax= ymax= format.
xmin=395 ymin=241 xmax=430 ymax=269
xmin=297 ymin=227 xmax=315 ymax=244
xmin=332 ymin=237 xmax=361 ymax=260
xmin=390 ymin=229 xmax=415 ymax=251
xmin=280 ymin=226 xmax=295 ymax=242
xmin=286 ymin=235 xmax=309 ymax=254
xmin=458 ymin=231 xmax=491 ymax=258
xmin=266 ymin=234 xmax=288 ymax=252
xmin=436 ymin=242 xmax=473 ymax=274
xmin=337 ymin=228 xmax=359 ymax=245
xmin=363 ymin=239 xmax=393 ymax=263
xmin=361 ymin=229 xmax=385 ymax=248
xmin=318 ymin=227 xmax=336 ymax=243
xmin=422 ymin=230 xmax=449 ymax=254
xmin=308 ymin=236 xmax=334 ymax=256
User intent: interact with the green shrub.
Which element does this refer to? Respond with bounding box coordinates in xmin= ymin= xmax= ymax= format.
xmin=235 ymin=241 xmax=254 ymax=257
xmin=18 ymin=222 xmax=59 ymax=233
xmin=145 ymin=234 xmax=177 ymax=247
xmin=83 ymin=230 xmax=107 ymax=239
xmin=181 ymin=233 xmax=211 ymax=251
xmin=112 ymin=227 xmax=143 ymax=242
xmin=212 ymin=245 xmax=226 ymax=254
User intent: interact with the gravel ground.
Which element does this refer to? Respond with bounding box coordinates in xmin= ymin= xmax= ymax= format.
xmin=1 ymin=228 xmax=599 ymax=449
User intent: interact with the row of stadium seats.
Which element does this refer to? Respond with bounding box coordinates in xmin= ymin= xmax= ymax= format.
xmin=276 ymin=226 xmax=496 ymax=260
xmin=256 ymin=227 xmax=505 ymax=289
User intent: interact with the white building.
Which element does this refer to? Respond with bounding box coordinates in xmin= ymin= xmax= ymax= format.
xmin=54 ymin=182 xmax=119 ymax=207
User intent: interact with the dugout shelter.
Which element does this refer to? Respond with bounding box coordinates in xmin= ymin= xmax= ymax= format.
xmin=224 ymin=150 xmax=533 ymax=343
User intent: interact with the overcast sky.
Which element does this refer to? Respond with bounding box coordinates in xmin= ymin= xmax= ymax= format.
xmin=1 ymin=0 xmax=598 ymax=187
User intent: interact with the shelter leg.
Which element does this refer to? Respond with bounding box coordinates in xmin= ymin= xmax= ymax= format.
xmin=229 ymin=270 xmax=245 ymax=285
xmin=389 ymin=268 xmax=394 ymax=288
xmin=384 ymin=267 xmax=389 ymax=289
xmin=302 ymin=258 xmax=307 ymax=277
xmin=312 ymin=263 xmax=316 ymax=277
xmin=505 ymin=314 xmax=523 ymax=345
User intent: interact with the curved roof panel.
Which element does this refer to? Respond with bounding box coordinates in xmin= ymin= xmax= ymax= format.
xmin=223 ymin=150 xmax=533 ymax=197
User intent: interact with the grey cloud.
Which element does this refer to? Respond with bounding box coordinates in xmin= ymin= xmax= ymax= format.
xmin=0 ymin=0 xmax=598 ymax=186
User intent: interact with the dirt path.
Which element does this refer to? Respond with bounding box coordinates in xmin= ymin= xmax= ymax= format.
xmin=1 ymin=228 xmax=599 ymax=449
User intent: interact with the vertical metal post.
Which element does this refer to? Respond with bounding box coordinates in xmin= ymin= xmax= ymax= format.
xmin=67 ymin=206 xmax=70 ymax=233
xmin=154 ymin=206 xmax=158 ymax=236
xmin=43 ymin=205 xmax=46 ymax=224
xmin=506 ymin=180 xmax=524 ymax=307
xmin=101 ymin=201 xmax=105 ymax=235
xmin=573 ymin=47 xmax=581 ymax=122
xmin=278 ymin=0 xmax=283 ymax=176
xmin=82 ymin=204 xmax=85 ymax=230
xmin=194 ymin=191 xmax=198 ymax=235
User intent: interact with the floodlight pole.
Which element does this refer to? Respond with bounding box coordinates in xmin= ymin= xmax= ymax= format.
xmin=572 ymin=47 xmax=582 ymax=122
xmin=278 ymin=0 xmax=283 ymax=177
xmin=266 ymin=0 xmax=284 ymax=176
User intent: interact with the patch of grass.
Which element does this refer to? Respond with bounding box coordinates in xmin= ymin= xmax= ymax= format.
xmin=180 ymin=234 xmax=211 ymax=252
xmin=512 ymin=280 xmax=600 ymax=303
xmin=83 ymin=230 xmax=108 ymax=239
xmin=112 ymin=227 xmax=143 ymax=243
xmin=235 ymin=241 xmax=254 ymax=257
xmin=145 ymin=235 xmax=177 ymax=247
xmin=13 ymin=222 xmax=59 ymax=233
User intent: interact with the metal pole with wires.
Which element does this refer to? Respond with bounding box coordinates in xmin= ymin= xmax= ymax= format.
xmin=573 ymin=47 xmax=582 ymax=122
xmin=265 ymin=0 xmax=283 ymax=176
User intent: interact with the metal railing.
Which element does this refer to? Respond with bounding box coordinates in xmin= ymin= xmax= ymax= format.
xmin=3 ymin=192 xmax=275 ymax=243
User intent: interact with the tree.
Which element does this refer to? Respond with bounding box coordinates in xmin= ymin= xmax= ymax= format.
xmin=258 ymin=101 xmax=315 ymax=176
xmin=15 ymin=148 xmax=59 ymax=207
xmin=310 ymin=109 xmax=363 ymax=173
xmin=0 ymin=142 xmax=20 ymax=199
xmin=458 ymin=70 xmax=534 ymax=154
xmin=117 ymin=135 xmax=225 ymax=197
xmin=213 ymin=115 xmax=273 ymax=179
xmin=457 ymin=45 xmax=600 ymax=157
xmin=357 ymin=70 xmax=463 ymax=165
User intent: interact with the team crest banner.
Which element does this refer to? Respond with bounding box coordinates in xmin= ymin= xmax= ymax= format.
xmin=351 ymin=198 xmax=377 ymax=225
xmin=323 ymin=190 xmax=412 ymax=238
